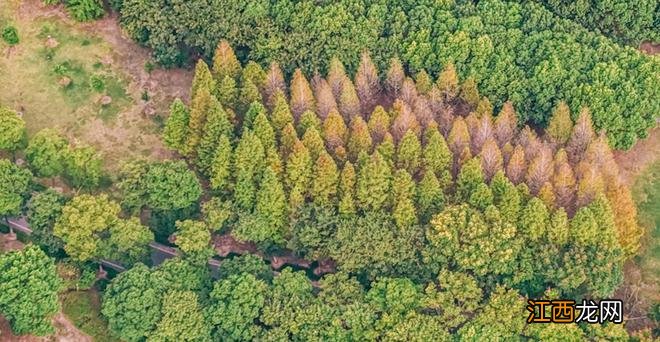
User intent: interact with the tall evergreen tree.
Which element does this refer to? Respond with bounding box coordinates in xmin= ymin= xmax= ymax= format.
xmin=392 ymin=169 xmax=417 ymax=228
xmin=339 ymin=76 xmax=360 ymax=119
xmin=437 ymin=62 xmax=459 ymax=99
xmin=417 ymin=170 xmax=445 ymax=222
xmin=252 ymin=111 xmax=276 ymax=150
xmin=311 ymin=151 xmax=339 ymax=208
xmin=301 ymin=127 xmax=325 ymax=163
xmin=286 ymin=140 xmax=312 ymax=211
xmin=347 ymin=116 xmax=373 ymax=161
xmin=212 ymin=40 xmax=241 ymax=81
xmin=356 ymin=152 xmax=392 ymax=212
xmin=456 ymin=158 xmax=485 ymax=202
xmin=423 ymin=127 xmax=452 ymax=177
xmin=397 ymin=130 xmax=422 ymax=175
xmin=297 ymin=110 xmax=321 ymax=137
xmin=191 ymin=60 xmax=216 ymax=99
xmin=546 ymin=102 xmax=573 ymax=145
xmin=217 ymin=75 xmax=238 ymax=109
xmin=355 ymin=51 xmax=380 ymax=113
xmin=184 ymin=88 xmax=213 ymax=156
xmin=415 ymin=70 xmax=433 ymax=95
xmin=163 ymin=99 xmax=190 ymax=153
xmin=323 ymin=110 xmax=348 ymax=151
xmin=197 ymin=98 xmax=232 ymax=173
xmin=327 ymin=57 xmax=347 ymax=99
xmin=459 ymin=77 xmax=480 ymax=108
xmin=234 ymin=130 xmax=265 ymax=211
xmin=338 ymin=161 xmax=357 ymax=216
xmin=368 ymin=106 xmax=390 ymax=144
xmin=254 ymin=166 xmax=287 ymax=245
xmin=210 ymin=135 xmax=232 ymax=193
xmin=290 ymin=69 xmax=315 ymax=119
xmin=385 ymin=57 xmax=405 ymax=97
xmin=270 ymin=90 xmax=294 ymax=134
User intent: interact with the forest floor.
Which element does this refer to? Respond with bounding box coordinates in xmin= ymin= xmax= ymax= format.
xmin=0 ymin=0 xmax=192 ymax=172
xmin=614 ymin=127 xmax=660 ymax=332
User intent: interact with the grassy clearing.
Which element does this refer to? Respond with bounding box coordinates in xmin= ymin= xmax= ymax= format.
xmin=632 ymin=161 xmax=660 ymax=300
xmin=0 ymin=1 xmax=171 ymax=171
xmin=61 ymin=290 xmax=119 ymax=342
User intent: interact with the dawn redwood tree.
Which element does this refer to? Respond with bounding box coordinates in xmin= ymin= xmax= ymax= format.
xmin=436 ymin=62 xmax=459 ymax=99
xmin=290 ymin=68 xmax=315 ymax=119
xmin=323 ymin=110 xmax=348 ymax=152
xmin=311 ymin=150 xmax=339 ymax=208
xmin=367 ymin=106 xmax=390 ymax=144
xmin=356 ymin=151 xmax=392 ymax=212
xmin=396 ymin=130 xmax=422 ymax=175
xmin=339 ymin=76 xmax=360 ymax=120
xmin=191 ymin=60 xmax=216 ymax=100
xmin=327 ymin=57 xmax=347 ymax=99
xmin=297 ymin=110 xmax=322 ymax=138
xmin=0 ymin=159 xmax=32 ymax=217
xmin=212 ymin=40 xmax=241 ymax=81
xmin=196 ymin=97 xmax=233 ymax=173
xmin=233 ymin=130 xmax=265 ymax=211
xmin=209 ymin=135 xmax=233 ymax=192
xmin=163 ymin=99 xmax=190 ymax=153
xmin=347 ymin=116 xmax=372 ymax=161
xmin=546 ymin=102 xmax=573 ymax=145
xmin=264 ymin=62 xmax=286 ymax=109
xmin=338 ymin=161 xmax=357 ymax=216
xmin=385 ymin=57 xmax=405 ymax=97
xmin=0 ymin=246 xmax=62 ymax=336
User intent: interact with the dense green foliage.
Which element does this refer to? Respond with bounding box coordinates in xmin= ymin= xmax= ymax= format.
xmin=0 ymin=159 xmax=32 ymax=216
xmin=0 ymin=246 xmax=62 ymax=336
xmin=537 ymin=0 xmax=658 ymax=44
xmin=0 ymin=105 xmax=25 ymax=151
xmin=119 ymin=0 xmax=659 ymax=148
xmin=43 ymin=0 xmax=105 ymax=21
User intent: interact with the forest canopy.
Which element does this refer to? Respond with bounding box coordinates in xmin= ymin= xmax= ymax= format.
xmin=117 ymin=0 xmax=660 ymax=149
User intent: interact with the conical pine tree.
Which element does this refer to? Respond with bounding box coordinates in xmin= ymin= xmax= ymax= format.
xmin=197 ymin=98 xmax=233 ymax=173
xmin=290 ymin=68 xmax=315 ymax=120
xmin=311 ymin=150 xmax=339 ymax=208
xmin=184 ymin=88 xmax=213 ymax=156
xmin=416 ymin=169 xmax=445 ymax=223
xmin=323 ymin=110 xmax=348 ymax=151
xmin=270 ymin=90 xmax=294 ymax=133
xmin=242 ymin=101 xmax=267 ymax=131
xmin=279 ymin=123 xmax=298 ymax=159
xmin=327 ymin=57 xmax=347 ymax=99
xmin=494 ymin=102 xmax=517 ymax=147
xmin=301 ymin=127 xmax=325 ymax=162
xmin=459 ymin=77 xmax=480 ymax=108
xmin=356 ymin=152 xmax=392 ymax=212
xmin=297 ymin=110 xmax=321 ymax=137
xmin=415 ymin=69 xmax=433 ymax=95
xmin=448 ymin=117 xmax=470 ymax=156
xmin=347 ymin=116 xmax=373 ymax=161
xmin=396 ymin=129 xmax=422 ymax=175
xmin=314 ymin=78 xmax=337 ymax=120
xmin=339 ymin=76 xmax=360 ymax=119
xmin=252 ymin=111 xmax=276 ymax=150
xmin=209 ymin=135 xmax=232 ymax=192
xmin=338 ymin=161 xmax=356 ymax=216
xmin=367 ymin=106 xmax=390 ymax=144
xmin=355 ymin=51 xmax=380 ymax=113
xmin=546 ymin=101 xmax=573 ymax=145
xmin=423 ymin=126 xmax=452 ymax=177
xmin=265 ymin=62 xmax=286 ymax=109
xmin=254 ymin=166 xmax=287 ymax=245
xmin=191 ymin=60 xmax=216 ymax=99
xmin=241 ymin=61 xmax=266 ymax=90
xmin=392 ymin=169 xmax=417 ymax=228
xmin=385 ymin=57 xmax=405 ymax=97
xmin=285 ymin=140 xmax=312 ymax=211
xmin=376 ymin=133 xmax=396 ymax=167
xmin=234 ymin=130 xmax=266 ymax=211
xmin=437 ymin=62 xmax=459 ymax=99
xmin=456 ymin=157 xmax=485 ymax=202
xmin=163 ymin=99 xmax=189 ymax=153
xmin=217 ymin=75 xmax=237 ymax=109
xmin=238 ymin=79 xmax=262 ymax=115
xmin=212 ymin=40 xmax=241 ymax=81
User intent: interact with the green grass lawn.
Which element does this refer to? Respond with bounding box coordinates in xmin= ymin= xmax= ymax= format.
xmin=61 ymin=290 xmax=119 ymax=342
xmin=632 ymin=161 xmax=660 ymax=303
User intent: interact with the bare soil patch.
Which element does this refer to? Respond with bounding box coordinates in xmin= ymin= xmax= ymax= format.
xmin=614 ymin=127 xmax=660 ymax=186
